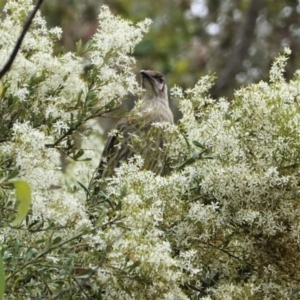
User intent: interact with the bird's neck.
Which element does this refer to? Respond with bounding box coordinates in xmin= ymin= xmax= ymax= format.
xmin=131 ymin=96 xmax=173 ymax=124
xmin=142 ymin=95 xmax=169 ymax=107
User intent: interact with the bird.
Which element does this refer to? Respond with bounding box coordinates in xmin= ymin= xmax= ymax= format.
xmin=96 ymin=70 xmax=174 ymax=180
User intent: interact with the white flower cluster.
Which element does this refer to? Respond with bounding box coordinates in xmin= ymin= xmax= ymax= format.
xmin=99 ymin=159 xmax=191 ymax=299
xmin=167 ymin=49 xmax=300 ymax=298
xmin=1 ymin=0 xmax=85 ymax=127
xmin=89 ymin=6 xmax=152 ymax=107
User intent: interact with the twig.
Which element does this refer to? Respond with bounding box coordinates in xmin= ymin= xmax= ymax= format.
xmin=73 ymin=277 xmax=91 ymax=299
xmin=6 ymin=229 xmax=84 ymax=281
xmin=44 ymin=105 xmax=122 ymax=148
xmin=51 ymin=232 xmax=125 ymax=300
xmin=0 ymin=0 xmax=44 ymax=79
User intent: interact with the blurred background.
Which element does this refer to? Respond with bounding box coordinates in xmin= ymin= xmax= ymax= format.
xmin=3 ymin=0 xmax=300 ymax=98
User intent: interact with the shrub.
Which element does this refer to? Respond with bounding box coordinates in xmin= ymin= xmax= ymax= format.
xmin=1 ymin=1 xmax=300 ymax=299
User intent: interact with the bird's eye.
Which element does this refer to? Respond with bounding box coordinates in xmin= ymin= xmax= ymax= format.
xmin=156 ymin=77 xmax=164 ymax=83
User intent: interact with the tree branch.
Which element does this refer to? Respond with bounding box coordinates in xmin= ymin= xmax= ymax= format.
xmin=210 ymin=0 xmax=265 ymax=98
xmin=0 ymin=0 xmax=44 ymax=80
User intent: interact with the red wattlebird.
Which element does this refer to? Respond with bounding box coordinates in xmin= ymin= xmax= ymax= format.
xmin=97 ymin=70 xmax=174 ymax=179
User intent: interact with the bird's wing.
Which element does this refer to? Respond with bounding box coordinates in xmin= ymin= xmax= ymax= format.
xmin=97 ymin=105 xmax=172 ymax=179
xmin=97 ymin=116 xmax=136 ymax=178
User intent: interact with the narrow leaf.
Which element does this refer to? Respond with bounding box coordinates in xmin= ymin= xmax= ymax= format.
xmin=192 ymin=140 xmax=206 ymax=149
xmin=6 ymin=169 xmax=19 ymax=181
xmin=77 ymin=181 xmax=89 ymax=196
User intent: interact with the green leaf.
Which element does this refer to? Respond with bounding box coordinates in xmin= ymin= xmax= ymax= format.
xmin=75 ymin=90 xmax=84 ymax=107
xmin=0 ymin=85 xmax=7 ymax=97
xmin=77 ymin=158 xmax=92 ymax=162
xmin=77 ymin=181 xmax=89 ymax=196
xmin=75 ymin=268 xmax=93 ymax=279
xmin=0 ymin=253 xmax=4 ymax=300
xmin=6 ymin=169 xmax=19 ymax=181
xmin=95 ymin=207 xmax=108 ymax=226
xmin=126 ymin=261 xmax=141 ymax=273
xmin=52 ymin=236 xmax=62 ymax=245
xmin=76 ymin=40 xmax=94 ymax=56
xmin=72 ymin=149 xmax=84 ymax=161
xmin=25 ymin=247 xmax=38 ymax=261
xmin=181 ymin=132 xmax=190 ymax=151
xmin=75 ymin=39 xmax=83 ymax=55
xmin=176 ymin=156 xmax=197 ymax=170
xmin=104 ymin=48 xmax=114 ymax=62
xmin=11 ymin=180 xmax=32 ymax=226
xmin=192 ymin=140 xmax=206 ymax=149
xmin=176 ymin=149 xmax=213 ymax=170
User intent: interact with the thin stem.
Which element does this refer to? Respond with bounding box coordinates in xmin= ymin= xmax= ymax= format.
xmin=0 ymin=0 xmax=44 ymax=79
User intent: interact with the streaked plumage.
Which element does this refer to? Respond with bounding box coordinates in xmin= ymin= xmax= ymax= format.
xmin=98 ymin=70 xmax=174 ymax=178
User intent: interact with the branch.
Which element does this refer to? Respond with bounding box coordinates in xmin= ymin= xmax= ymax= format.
xmin=44 ymin=104 xmax=122 ymax=149
xmin=210 ymin=0 xmax=266 ymax=98
xmin=51 ymin=232 xmax=125 ymax=300
xmin=6 ymin=228 xmax=84 ymax=282
xmin=0 ymin=0 xmax=44 ymax=80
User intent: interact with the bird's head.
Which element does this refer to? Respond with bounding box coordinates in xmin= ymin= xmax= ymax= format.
xmin=140 ymin=70 xmax=168 ymax=105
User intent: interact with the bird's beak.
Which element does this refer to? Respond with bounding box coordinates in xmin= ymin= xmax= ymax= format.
xmin=140 ymin=70 xmax=164 ymax=92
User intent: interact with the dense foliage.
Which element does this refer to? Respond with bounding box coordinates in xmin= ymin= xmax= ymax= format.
xmin=1 ymin=1 xmax=300 ymax=299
